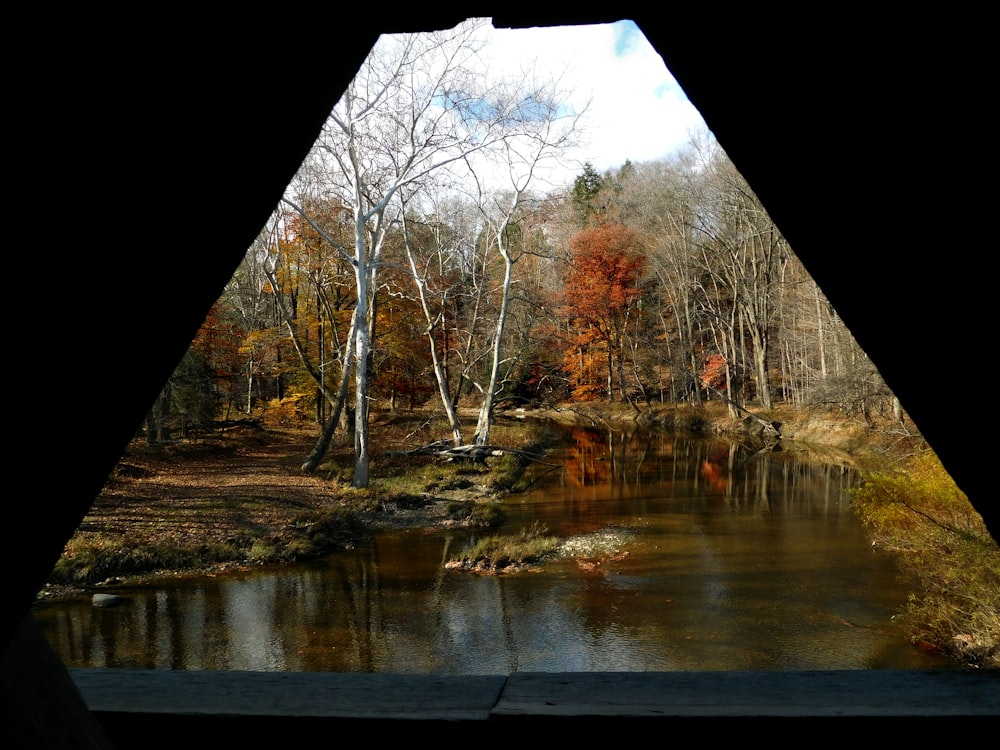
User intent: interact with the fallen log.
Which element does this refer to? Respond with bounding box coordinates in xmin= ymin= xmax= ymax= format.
xmin=399 ymin=441 xmax=552 ymax=466
xmin=437 ymin=444 xmax=509 ymax=462
xmin=404 ymin=439 xmax=454 ymax=456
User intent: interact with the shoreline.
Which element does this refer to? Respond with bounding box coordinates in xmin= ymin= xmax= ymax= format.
xmin=35 ymin=404 xmax=923 ymax=604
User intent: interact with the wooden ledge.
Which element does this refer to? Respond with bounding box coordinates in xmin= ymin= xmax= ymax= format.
xmin=493 ymin=670 xmax=1000 ymax=718
xmin=71 ymin=669 xmax=998 ymax=729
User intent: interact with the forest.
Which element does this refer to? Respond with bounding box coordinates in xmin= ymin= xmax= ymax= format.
xmin=145 ymin=20 xmax=897 ymax=487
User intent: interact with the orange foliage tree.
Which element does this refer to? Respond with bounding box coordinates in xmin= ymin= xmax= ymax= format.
xmin=560 ymin=223 xmax=645 ymax=402
xmin=700 ymin=353 xmax=728 ymax=394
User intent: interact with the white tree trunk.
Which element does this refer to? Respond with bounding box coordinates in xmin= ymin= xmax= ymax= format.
xmin=474 ymin=244 xmax=514 ymax=446
xmin=401 ymin=212 xmax=464 ymax=445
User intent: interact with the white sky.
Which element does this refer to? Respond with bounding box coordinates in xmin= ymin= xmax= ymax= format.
xmin=477 ymin=19 xmax=709 ymax=188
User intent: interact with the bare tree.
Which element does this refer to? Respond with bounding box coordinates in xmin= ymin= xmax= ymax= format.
xmin=399 ymin=193 xmax=470 ymax=446
xmin=688 ymin=141 xmax=787 ymax=411
xmin=467 ymin=80 xmax=580 ymax=445
xmin=284 ymin=19 xmax=581 ymax=484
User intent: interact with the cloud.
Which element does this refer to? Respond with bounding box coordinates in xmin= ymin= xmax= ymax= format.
xmin=479 ymin=19 xmax=708 ymax=186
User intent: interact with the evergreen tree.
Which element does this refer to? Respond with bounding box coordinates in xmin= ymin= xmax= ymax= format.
xmin=571 ymin=161 xmax=605 ymax=226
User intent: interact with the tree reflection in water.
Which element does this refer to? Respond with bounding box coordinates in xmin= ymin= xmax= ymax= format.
xmin=34 ymin=428 xmax=952 ymax=673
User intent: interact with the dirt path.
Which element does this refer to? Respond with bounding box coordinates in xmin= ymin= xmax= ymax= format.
xmin=78 ymin=425 xmax=335 ymax=545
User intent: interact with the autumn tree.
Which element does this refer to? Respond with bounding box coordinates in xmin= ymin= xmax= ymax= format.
xmin=224 ymin=233 xmax=287 ymax=414
xmin=242 ymin=199 xmax=362 ymax=472
xmin=560 ymin=223 xmax=646 ymax=403
xmin=259 ymin=204 xmax=356 ymax=416
xmin=144 ymin=301 xmax=241 ymax=442
xmin=464 ymin=77 xmax=579 ymax=445
xmin=470 ymin=199 xmax=551 ymax=444
xmin=284 ymin=23 xmax=471 ymax=483
xmin=371 ymin=274 xmax=434 ymax=411
xmin=538 ymin=141 xmax=900 ymax=419
xmin=268 ymin=19 xmax=582 ymax=471
xmin=596 ymin=159 xmax=703 ymax=405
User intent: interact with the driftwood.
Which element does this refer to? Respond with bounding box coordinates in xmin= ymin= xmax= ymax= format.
xmin=402 ymin=441 xmax=549 ymax=465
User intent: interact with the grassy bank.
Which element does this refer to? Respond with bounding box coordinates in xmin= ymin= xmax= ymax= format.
xmin=49 ymin=507 xmax=367 ymax=586
xmin=850 ymin=451 xmax=1000 ymax=667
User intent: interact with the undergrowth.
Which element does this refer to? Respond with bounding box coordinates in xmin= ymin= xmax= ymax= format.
xmin=850 ymin=451 xmax=1000 ymax=667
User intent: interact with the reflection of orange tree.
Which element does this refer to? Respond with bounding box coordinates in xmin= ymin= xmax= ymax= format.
xmin=700 ymin=445 xmax=730 ymax=492
xmin=562 ymin=429 xmax=612 ymax=488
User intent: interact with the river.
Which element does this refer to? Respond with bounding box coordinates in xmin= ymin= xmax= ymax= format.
xmin=34 ymin=426 xmax=953 ymax=672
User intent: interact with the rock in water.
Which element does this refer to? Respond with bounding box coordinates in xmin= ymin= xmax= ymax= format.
xmin=92 ymin=593 xmax=125 ymax=608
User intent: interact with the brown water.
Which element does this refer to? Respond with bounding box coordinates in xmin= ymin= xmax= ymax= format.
xmin=34 ymin=427 xmax=952 ymax=672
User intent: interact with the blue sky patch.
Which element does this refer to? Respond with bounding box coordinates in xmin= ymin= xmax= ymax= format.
xmin=613 ymin=20 xmax=643 ymax=58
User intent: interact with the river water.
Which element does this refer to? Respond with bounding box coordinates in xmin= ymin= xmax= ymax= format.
xmin=34 ymin=426 xmax=952 ymax=673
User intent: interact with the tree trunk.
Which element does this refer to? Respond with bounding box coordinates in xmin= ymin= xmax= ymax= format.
xmin=750 ymin=325 xmax=772 ymax=410
xmin=352 ymin=204 xmax=372 ymax=488
xmin=474 ymin=244 xmax=514 ymax=446
xmin=301 ymin=311 xmax=357 ymax=474
xmin=606 ymin=345 xmax=614 ymax=403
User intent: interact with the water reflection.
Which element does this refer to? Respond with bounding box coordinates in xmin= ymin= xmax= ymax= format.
xmin=35 ymin=428 xmax=951 ymax=672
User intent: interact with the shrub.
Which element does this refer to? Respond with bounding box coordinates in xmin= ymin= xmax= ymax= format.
xmin=248 ymin=539 xmax=278 ymax=563
xmin=484 ymin=454 xmax=524 ymax=492
xmin=445 ymin=501 xmax=505 ymax=527
xmin=282 ymin=538 xmax=318 ymax=560
xmin=469 ymin=502 xmax=505 ymax=527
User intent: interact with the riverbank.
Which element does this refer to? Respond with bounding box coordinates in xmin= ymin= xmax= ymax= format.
xmin=850 ymin=452 xmax=999 ymax=668
xmin=37 ymin=402 xmax=916 ymax=601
